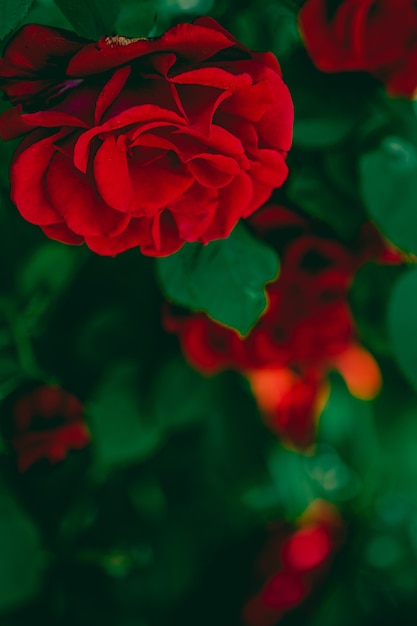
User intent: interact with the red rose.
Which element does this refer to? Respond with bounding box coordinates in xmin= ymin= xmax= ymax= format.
xmin=5 ymin=385 xmax=90 ymax=472
xmin=298 ymin=0 xmax=417 ymax=98
xmin=164 ymin=206 xmax=357 ymax=375
xmin=246 ymin=368 xmax=326 ymax=448
xmin=164 ymin=205 xmax=382 ymax=447
xmin=243 ymin=500 xmax=344 ymax=626
xmin=0 ymin=18 xmax=293 ymax=256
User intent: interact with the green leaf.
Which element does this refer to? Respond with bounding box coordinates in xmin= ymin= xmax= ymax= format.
xmin=52 ymin=0 xmax=120 ymax=38
xmin=151 ymin=356 xmax=214 ymax=429
xmin=0 ymin=0 xmax=35 ymax=40
xmin=128 ymin=475 xmax=167 ymax=521
xmin=115 ymin=0 xmax=157 ymax=38
xmin=22 ymin=0 xmax=73 ymax=31
xmin=267 ymin=445 xmax=315 ymax=518
xmin=19 ymin=242 xmax=82 ymax=298
xmin=287 ymin=161 xmax=365 ymax=239
xmin=318 ymin=374 xmax=380 ymax=502
xmin=360 ymin=136 xmax=417 ymax=254
xmin=88 ymin=361 xmax=161 ymax=472
xmin=18 ymin=242 xmax=85 ymax=334
xmin=232 ymin=5 xmax=298 ymax=57
xmin=293 ymin=115 xmax=355 ymax=149
xmin=350 ymin=262 xmax=403 ymax=355
xmin=388 ymin=267 xmax=417 ymax=390
xmin=285 ymin=49 xmax=374 ymax=149
xmin=0 ymin=488 xmax=43 ymax=612
xmin=156 ymin=223 xmax=279 ymax=335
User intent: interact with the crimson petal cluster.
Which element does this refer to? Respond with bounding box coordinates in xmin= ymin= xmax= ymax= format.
xmin=0 ymin=18 xmax=293 ymax=256
xmin=243 ymin=500 xmax=344 ymax=626
xmin=298 ymin=0 xmax=417 ymax=98
xmin=164 ymin=205 xmax=388 ymax=447
xmin=6 ymin=385 xmax=90 ymax=472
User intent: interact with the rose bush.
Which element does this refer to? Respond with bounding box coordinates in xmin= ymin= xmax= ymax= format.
xmin=3 ymin=385 xmax=90 ymax=472
xmin=0 ymin=18 xmax=293 ymax=256
xmin=298 ymin=0 xmax=417 ymax=98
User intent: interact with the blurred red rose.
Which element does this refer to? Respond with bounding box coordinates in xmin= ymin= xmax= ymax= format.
xmin=0 ymin=18 xmax=293 ymax=256
xmin=298 ymin=0 xmax=417 ymax=98
xmin=246 ymin=368 xmax=327 ymax=448
xmin=165 ymin=206 xmax=357 ymax=373
xmin=164 ymin=205 xmax=382 ymax=447
xmin=6 ymin=385 xmax=90 ymax=472
xmin=243 ymin=500 xmax=344 ymax=626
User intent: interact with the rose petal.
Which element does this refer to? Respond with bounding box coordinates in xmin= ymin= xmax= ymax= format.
xmin=220 ymin=78 xmax=275 ymax=122
xmin=41 ymin=222 xmax=84 ymax=245
xmin=14 ymin=422 xmax=90 ymax=472
xmin=249 ymin=204 xmax=306 ymax=232
xmin=0 ymin=25 xmax=84 ymax=109
xmin=250 ymin=70 xmax=293 ymax=152
xmin=84 ymin=218 xmax=149 ymax=255
xmin=249 ymin=147 xmax=289 ymax=187
xmin=192 ymin=16 xmax=237 ymax=44
xmin=298 ymin=0 xmax=402 ymax=72
xmin=67 ymin=21 xmax=239 ymax=76
xmin=73 ymin=105 xmax=185 ymax=173
xmin=103 ymin=77 xmax=184 ymax=122
xmin=187 ymin=153 xmax=240 ymax=188
xmin=129 ymin=131 xmax=204 ymax=162
xmin=169 ymin=182 xmax=218 ymax=241
xmin=171 ymin=82 xmax=231 ymax=135
xmin=11 ymin=131 xmax=64 ymax=225
xmin=179 ymin=315 xmax=241 ymax=373
xmin=0 ymin=105 xmax=33 ymax=140
xmin=145 ymin=209 xmax=183 ymax=256
xmin=127 ymin=153 xmax=194 ymax=215
xmin=95 ymin=65 xmax=131 ymax=124
xmin=0 ymin=25 xmax=84 ymax=77
xmin=331 ymin=343 xmax=382 ymax=400
xmin=201 ymin=170 xmax=253 ymax=242
xmin=46 ymin=151 xmax=130 ymax=237
xmin=93 ymin=135 xmax=131 ymax=210
xmin=282 ymin=525 xmax=332 ymax=571
xmin=384 ymin=49 xmax=417 ymax=98
xmin=171 ymin=67 xmax=252 ymax=90
xmin=243 ymin=180 xmax=275 ymax=218
xmin=21 ymin=110 xmax=88 ymax=129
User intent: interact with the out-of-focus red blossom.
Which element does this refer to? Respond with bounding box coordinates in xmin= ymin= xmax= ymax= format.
xmin=247 ymin=368 xmax=328 ymax=448
xmin=166 ymin=223 xmax=355 ymax=374
xmin=7 ymin=385 xmax=90 ymax=472
xmin=358 ymin=221 xmax=414 ymax=265
xmin=298 ymin=0 xmax=417 ymax=99
xmin=242 ymin=500 xmax=344 ymax=626
xmin=164 ymin=205 xmax=387 ymax=447
xmin=0 ymin=18 xmax=293 ymax=256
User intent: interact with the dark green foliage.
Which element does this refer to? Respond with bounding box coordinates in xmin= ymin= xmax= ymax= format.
xmin=52 ymin=0 xmax=120 ymax=37
xmin=360 ymin=137 xmax=417 ymax=255
xmin=0 ymin=0 xmax=35 ymax=40
xmin=388 ymin=267 xmax=417 ymax=390
xmin=157 ymin=223 xmax=279 ymax=335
